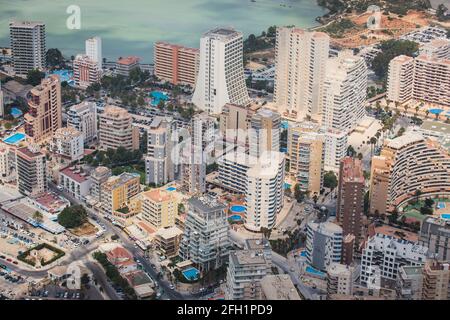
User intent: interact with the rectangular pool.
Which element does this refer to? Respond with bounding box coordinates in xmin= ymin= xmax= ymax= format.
xmin=182 ymin=267 xmax=200 ymax=281
xmin=3 ymin=133 xmax=26 ymax=145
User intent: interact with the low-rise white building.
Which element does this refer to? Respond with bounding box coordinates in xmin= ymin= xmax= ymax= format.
xmin=51 ymin=127 xmax=84 ymax=161
xmin=59 ymin=166 xmax=91 ymax=201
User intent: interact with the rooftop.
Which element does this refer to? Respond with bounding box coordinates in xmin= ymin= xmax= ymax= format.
xmin=260 ymin=275 xmax=301 ymax=300
xmin=188 ymin=195 xmax=226 ymax=213
xmin=142 ymin=189 xmax=174 ymax=203
xmin=117 ymin=56 xmax=140 ymax=66
xmin=230 ymin=249 xmax=267 ymax=266
xmin=60 ymin=166 xmax=89 ymax=183
xmin=155 ymin=226 xmax=183 ymax=240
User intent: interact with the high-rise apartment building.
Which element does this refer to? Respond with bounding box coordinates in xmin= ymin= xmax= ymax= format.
xmin=422 ymin=260 xmax=450 ymax=300
xmin=140 ymin=189 xmax=178 ymax=230
xmin=322 ymin=50 xmax=367 ymax=132
xmin=9 ymin=21 xmax=46 ymax=76
xmin=245 ymin=152 xmax=285 ymax=232
xmin=323 ymin=128 xmax=348 ymax=172
xmin=386 ymin=55 xmax=415 ymax=104
xmin=225 ymin=249 xmax=269 ymax=300
xmin=98 ymin=105 xmax=139 ymax=151
xmin=387 ymin=54 xmax=450 ymax=106
xmin=154 ymin=42 xmax=199 ymax=87
xmin=85 ymin=36 xmax=102 ymax=70
xmin=0 ymin=83 xmax=4 ymax=118
xmin=288 ymin=123 xmax=324 ymax=196
xmin=369 ymin=134 xmax=450 ymax=215
xmin=306 ymin=221 xmax=343 ymax=271
xmin=16 ymin=144 xmax=47 ymax=197
xmin=73 ymin=54 xmax=101 ymax=89
xmin=249 ymin=109 xmax=281 ymax=159
xmin=67 ymin=101 xmax=98 ymax=145
xmin=420 ymin=216 xmax=450 ymax=261
xmin=51 ymin=127 xmax=84 ymax=161
xmin=337 ymin=157 xmax=365 ymax=248
xmin=274 ymin=27 xmax=329 ymax=121
xmin=145 ymin=117 xmax=175 ymax=186
xmin=179 ymin=196 xmax=230 ymax=273
xmin=89 ymin=166 xmax=111 ymax=203
xmin=24 ymin=75 xmax=62 ymax=143
xmin=420 ymin=38 xmax=450 ymax=60
xmin=192 ymin=27 xmax=250 ymax=115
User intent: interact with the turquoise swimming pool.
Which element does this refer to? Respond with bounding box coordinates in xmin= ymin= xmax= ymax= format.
xmin=150 ymin=91 xmax=169 ymax=106
xmin=429 ymin=108 xmax=444 ymax=115
xmin=3 ymin=133 xmax=26 ymax=145
xmin=230 ymin=205 xmax=245 ymax=213
xmin=10 ymin=107 xmax=23 ymax=118
xmin=229 ymin=215 xmax=243 ymax=222
xmin=182 ymin=267 xmax=200 ymax=281
xmin=441 ymin=214 xmax=450 ymax=220
xmin=166 ymin=187 xmax=176 ymax=192
xmin=305 ymin=265 xmax=325 ymax=277
xmin=437 ymin=202 xmax=446 ymax=210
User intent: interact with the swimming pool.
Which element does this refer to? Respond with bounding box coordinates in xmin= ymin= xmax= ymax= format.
xmin=305 ymin=265 xmax=325 ymax=277
xmin=437 ymin=202 xmax=446 ymax=210
xmin=10 ymin=107 xmax=23 ymax=118
xmin=3 ymin=133 xmax=26 ymax=145
xmin=429 ymin=108 xmax=444 ymax=115
xmin=441 ymin=214 xmax=450 ymax=220
xmin=47 ymin=70 xmax=74 ymax=84
xmin=229 ymin=215 xmax=243 ymax=222
xmin=150 ymin=91 xmax=169 ymax=106
xmin=166 ymin=187 xmax=177 ymax=192
xmin=300 ymin=251 xmax=307 ymax=257
xmin=230 ymin=205 xmax=245 ymax=213
xmin=284 ymin=182 xmax=291 ymax=190
xmin=281 ymin=121 xmax=289 ymax=130
xmin=182 ymin=267 xmax=200 ymax=281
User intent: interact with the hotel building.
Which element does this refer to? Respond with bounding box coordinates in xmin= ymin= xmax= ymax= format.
xmin=9 ymin=21 xmax=46 ymax=76
xmin=73 ymin=54 xmax=101 ymax=89
xmin=67 ymin=101 xmax=98 ymax=145
xmin=98 ymin=105 xmax=139 ymax=151
xmin=24 ymin=75 xmax=62 ymax=143
xmin=192 ymin=27 xmax=250 ymax=115
xmin=154 ymin=42 xmax=199 ymax=87
xmin=369 ymin=134 xmax=450 ymax=215
xmin=16 ymin=144 xmax=47 ymax=197
xmin=274 ymin=27 xmax=330 ymax=121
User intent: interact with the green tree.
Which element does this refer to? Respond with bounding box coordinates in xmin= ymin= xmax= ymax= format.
xmin=323 ymin=171 xmax=338 ymax=191
xmin=46 ymin=48 xmax=65 ymax=68
xmin=32 ymin=211 xmax=44 ymax=225
xmin=27 ymin=69 xmax=45 ymax=86
xmin=57 ymin=205 xmax=88 ymax=229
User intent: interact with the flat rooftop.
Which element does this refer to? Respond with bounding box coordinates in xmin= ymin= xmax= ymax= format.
xmin=260 ymin=275 xmax=301 ymax=300
xmin=230 ymin=249 xmax=267 ymax=266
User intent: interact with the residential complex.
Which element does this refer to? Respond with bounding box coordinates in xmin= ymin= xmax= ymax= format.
xmin=154 ymin=42 xmax=199 ymax=87
xmin=9 ymin=21 xmax=46 ymax=76
xmin=24 ymin=75 xmax=62 ymax=143
xmin=192 ymin=27 xmax=250 ymax=115
xmin=98 ymin=105 xmax=139 ymax=151
xmin=369 ymin=134 xmax=450 ymax=214
xmin=274 ymin=27 xmax=329 ymax=121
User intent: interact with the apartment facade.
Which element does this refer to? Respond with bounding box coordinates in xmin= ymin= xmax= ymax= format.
xmin=386 ymin=55 xmax=415 ymax=104
xmin=140 ymin=189 xmax=178 ymax=230
xmin=192 ymin=27 xmax=250 ymax=115
xmin=16 ymin=144 xmax=47 ymax=197
xmin=10 ymin=21 xmax=46 ymax=76
xmin=327 ymin=263 xmax=355 ymax=298
xmin=274 ymin=27 xmax=329 ymax=121
xmin=100 ymin=173 xmax=141 ymax=218
xmin=73 ymin=54 xmax=101 ymax=89
xmin=51 ymin=127 xmax=84 ymax=161
xmin=249 ymin=109 xmax=281 ymax=159
xmin=337 ymin=157 xmax=365 ymax=248
xmin=67 ymin=101 xmax=98 ymax=145
xmin=369 ymin=134 xmax=450 ymax=215
xmin=59 ymin=166 xmax=91 ymax=201
xmin=420 ymin=216 xmax=450 ymax=261
xmin=85 ymin=36 xmax=102 ymax=69
xmin=116 ymin=56 xmax=140 ymax=77
xmin=322 ymin=50 xmax=367 ymax=132
xmin=179 ymin=196 xmax=230 ymax=273
xmin=98 ymin=105 xmax=139 ymax=151
xmin=24 ymin=75 xmax=62 ymax=143
xmin=154 ymin=42 xmax=199 ymax=87
xmin=306 ymin=221 xmax=343 ymax=271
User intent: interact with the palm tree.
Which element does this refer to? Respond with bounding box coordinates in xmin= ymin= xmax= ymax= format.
xmin=425 ymin=110 xmax=430 ymax=119
xmin=32 ymin=211 xmax=43 ymax=225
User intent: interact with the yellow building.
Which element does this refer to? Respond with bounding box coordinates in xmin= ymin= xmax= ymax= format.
xmin=288 ymin=123 xmax=324 ymax=196
xmin=140 ymin=189 xmax=178 ymax=230
xmin=100 ymin=172 xmax=141 ymax=220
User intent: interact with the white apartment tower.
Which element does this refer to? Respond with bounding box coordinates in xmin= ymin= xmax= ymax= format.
xmin=274 ymin=27 xmax=330 ymax=122
xmin=67 ymin=101 xmax=98 ymax=145
xmin=322 ymin=50 xmax=368 ymax=132
xmin=249 ymin=109 xmax=281 ymax=159
xmin=10 ymin=21 xmax=46 ymax=76
xmin=386 ymin=55 xmax=415 ymax=104
xmin=306 ymin=221 xmax=343 ymax=271
xmin=192 ymin=27 xmax=250 ymax=115
xmin=85 ymin=36 xmax=102 ymax=70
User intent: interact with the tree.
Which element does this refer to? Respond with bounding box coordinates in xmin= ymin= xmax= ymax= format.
xmin=414 ymin=189 xmax=422 ymax=204
xmin=46 ymin=48 xmax=65 ymax=68
xmin=347 ymin=145 xmax=356 ymax=157
xmin=323 ymin=171 xmax=338 ymax=191
xmin=424 ymin=198 xmax=434 ymax=208
xmin=294 ymin=184 xmax=306 ymax=203
xmin=57 ymin=205 xmax=88 ymax=229
xmin=32 ymin=211 xmax=44 ymax=225
xmin=27 ymin=69 xmax=45 ymax=86
xmin=313 ymin=195 xmax=319 ymax=204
